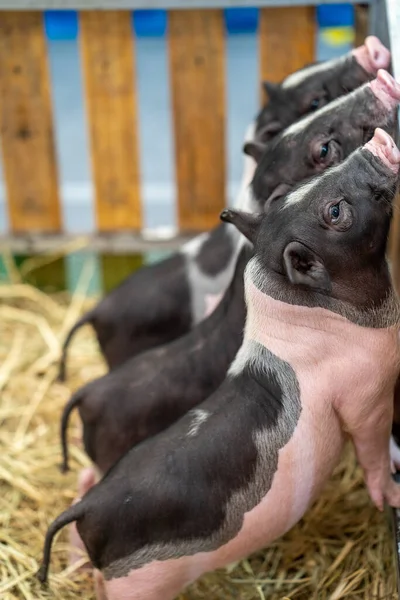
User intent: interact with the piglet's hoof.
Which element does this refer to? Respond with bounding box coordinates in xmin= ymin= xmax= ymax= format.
xmin=69 ymin=468 xmax=97 ymax=569
xmin=94 ymin=569 xmax=108 ymax=600
xmin=385 ymin=479 xmax=400 ymax=509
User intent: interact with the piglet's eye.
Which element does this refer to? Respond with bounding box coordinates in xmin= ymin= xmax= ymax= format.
xmin=329 ymin=204 xmax=340 ymax=221
xmin=312 ymin=139 xmax=340 ymax=167
xmin=323 ymin=200 xmax=353 ymax=231
xmin=320 ymin=143 xmax=329 ymax=159
xmin=310 ymin=98 xmax=320 ymax=110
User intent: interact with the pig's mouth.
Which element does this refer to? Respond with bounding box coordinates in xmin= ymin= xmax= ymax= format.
xmin=369 ymin=69 xmax=400 ymax=112
xmin=362 ymin=128 xmax=400 ymax=210
xmin=364 ymin=127 xmax=400 ymax=175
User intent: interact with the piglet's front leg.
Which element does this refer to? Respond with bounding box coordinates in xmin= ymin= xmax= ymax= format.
xmin=337 ymin=394 xmax=400 ymax=510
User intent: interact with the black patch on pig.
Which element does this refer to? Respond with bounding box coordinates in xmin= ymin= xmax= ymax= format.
xmin=195 ymin=223 xmax=236 ymax=276
xmin=252 ymin=85 xmax=398 ymax=209
xmin=63 ymin=246 xmax=250 ymax=474
xmin=90 ymin=253 xmax=192 ymax=369
xmin=68 ymin=341 xmax=301 ymax=578
xmin=256 ymin=55 xmax=373 ymax=141
xmin=58 ymin=54 xmax=378 ymax=378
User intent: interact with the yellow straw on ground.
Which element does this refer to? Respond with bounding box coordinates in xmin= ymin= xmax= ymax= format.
xmin=0 ymin=279 xmax=397 ymax=600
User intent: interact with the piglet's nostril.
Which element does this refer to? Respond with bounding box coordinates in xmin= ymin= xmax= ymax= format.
xmin=364 ymin=128 xmax=400 ymax=174
xmin=369 ymin=70 xmax=400 ymax=110
xmin=365 ymin=36 xmax=391 ymax=70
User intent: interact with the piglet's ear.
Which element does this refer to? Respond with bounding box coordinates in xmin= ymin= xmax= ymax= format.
xmin=220 ymin=209 xmax=263 ymax=244
xmin=262 ymin=81 xmax=279 ymax=99
xmin=243 ymin=141 xmax=265 ymax=164
xmin=257 ymin=121 xmax=282 ymax=142
xmin=283 ymin=241 xmax=331 ymax=292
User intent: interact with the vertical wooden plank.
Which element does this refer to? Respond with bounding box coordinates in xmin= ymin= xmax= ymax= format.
xmin=169 ymin=9 xmax=225 ymax=232
xmin=389 ymin=192 xmax=400 ymax=293
xmin=0 ymin=12 xmax=61 ymax=233
xmin=259 ymin=6 xmax=316 ymax=96
xmin=354 ymin=5 xmax=369 ymax=48
xmin=80 ymin=11 xmax=141 ymax=232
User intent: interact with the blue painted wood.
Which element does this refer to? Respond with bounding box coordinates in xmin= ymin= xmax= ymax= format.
xmin=317 ymin=4 xmax=354 ymax=27
xmin=43 ymin=5 xmax=357 ymax=41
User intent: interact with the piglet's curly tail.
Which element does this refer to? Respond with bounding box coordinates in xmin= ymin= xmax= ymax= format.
xmin=37 ymin=501 xmax=85 ymax=584
xmin=58 ymin=312 xmax=93 ymax=382
xmin=60 ymin=390 xmax=84 ymax=473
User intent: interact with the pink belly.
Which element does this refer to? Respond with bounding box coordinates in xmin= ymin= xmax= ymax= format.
xmin=102 ymin=405 xmax=344 ymax=600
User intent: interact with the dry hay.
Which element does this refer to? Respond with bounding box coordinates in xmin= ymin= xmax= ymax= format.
xmin=0 ymin=276 xmax=398 ymax=600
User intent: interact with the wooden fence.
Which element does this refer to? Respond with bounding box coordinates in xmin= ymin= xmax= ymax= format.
xmin=0 ymin=5 xmax=334 ymax=245
xmin=0 ymin=0 xmax=396 ymax=259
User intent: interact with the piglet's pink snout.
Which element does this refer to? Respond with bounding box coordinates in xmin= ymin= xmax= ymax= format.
xmin=352 ymin=36 xmax=390 ymax=74
xmin=364 ymin=128 xmax=400 ymax=174
xmin=369 ymin=70 xmax=400 ymax=110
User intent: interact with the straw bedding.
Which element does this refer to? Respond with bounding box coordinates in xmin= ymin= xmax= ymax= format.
xmin=0 ymin=274 xmax=398 ymax=600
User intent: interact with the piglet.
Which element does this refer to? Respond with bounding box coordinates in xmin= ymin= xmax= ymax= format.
xmin=38 ymin=129 xmax=400 ymax=600
xmin=257 ymin=35 xmax=391 ymax=141
xmin=59 ymin=69 xmax=400 ymax=476
xmin=58 ymin=36 xmax=390 ymax=380
xmin=60 ymin=245 xmax=250 ymax=474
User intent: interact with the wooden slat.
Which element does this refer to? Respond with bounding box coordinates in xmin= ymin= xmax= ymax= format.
xmin=0 ymin=0 xmax=375 ymax=9
xmin=354 ymin=4 xmax=369 ymax=48
xmin=389 ymin=192 xmax=400 ymax=293
xmin=0 ymin=12 xmax=61 ymax=233
xmin=259 ymin=6 xmax=316 ymax=94
xmin=0 ymin=231 xmax=196 ymax=254
xmin=80 ymin=11 xmax=141 ymax=232
xmin=169 ymin=9 xmax=225 ymax=232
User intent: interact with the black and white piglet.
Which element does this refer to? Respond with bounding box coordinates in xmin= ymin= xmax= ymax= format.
xmin=39 ymin=129 xmax=400 ymax=600
xmin=58 ymin=37 xmax=389 ymax=379
xmin=60 ymin=68 xmax=400 ymax=476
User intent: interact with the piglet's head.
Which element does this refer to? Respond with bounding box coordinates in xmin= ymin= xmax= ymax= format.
xmin=250 ymin=69 xmax=400 ymax=212
xmin=222 ymin=128 xmax=400 ymax=312
xmin=256 ymin=36 xmax=390 ymax=143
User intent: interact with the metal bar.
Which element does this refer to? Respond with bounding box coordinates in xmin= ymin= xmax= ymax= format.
xmin=0 ymin=232 xmax=196 ymax=254
xmin=383 ymin=1 xmax=400 ymax=595
xmin=369 ymin=0 xmax=389 ymax=50
xmin=0 ymin=0 xmax=372 ymax=10
xmin=386 ymin=0 xmax=400 ymax=80
xmin=385 ymin=0 xmax=400 ymax=278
